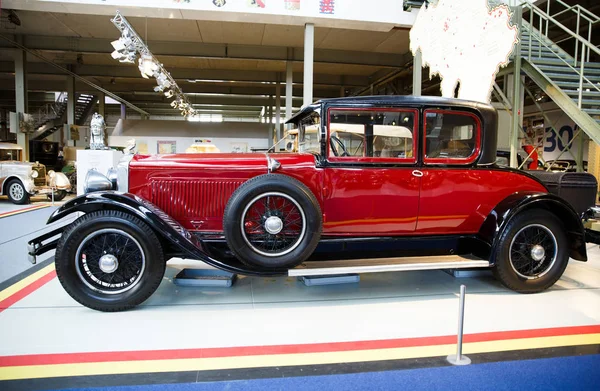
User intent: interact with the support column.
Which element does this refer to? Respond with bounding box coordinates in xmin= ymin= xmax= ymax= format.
xmin=506 ymin=73 xmax=525 ymax=169
xmin=66 ymin=74 xmax=75 ymax=146
xmin=412 ymin=49 xmax=422 ymax=96
xmin=98 ymin=91 xmax=105 ymax=118
xmin=275 ymin=75 xmax=281 ymax=147
xmin=267 ymin=95 xmax=273 ymax=148
xmin=577 ymin=131 xmax=585 ymax=172
xmin=120 ymin=104 xmax=126 ymax=120
xmin=15 ymin=36 xmax=29 ymax=160
xmin=303 ymin=23 xmax=314 ymax=107
xmin=286 ymin=58 xmax=293 ymax=130
xmin=509 ymin=6 xmax=523 ymax=168
xmin=1 ymin=110 xmax=7 ymax=141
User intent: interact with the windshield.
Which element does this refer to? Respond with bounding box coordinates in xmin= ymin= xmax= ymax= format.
xmin=298 ymin=109 xmax=321 ymax=154
xmin=0 ymin=149 xmax=21 ymax=161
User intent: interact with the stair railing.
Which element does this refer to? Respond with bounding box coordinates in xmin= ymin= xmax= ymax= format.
xmin=543 ymin=0 xmax=600 ymax=63
xmin=520 ymin=1 xmax=600 ymax=109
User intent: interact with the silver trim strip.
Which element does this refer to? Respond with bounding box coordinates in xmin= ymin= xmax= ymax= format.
xmin=289 ymin=255 xmax=490 ymax=276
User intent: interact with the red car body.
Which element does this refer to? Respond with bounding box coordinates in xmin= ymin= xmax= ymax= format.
xmin=128 ymin=152 xmax=547 ymax=236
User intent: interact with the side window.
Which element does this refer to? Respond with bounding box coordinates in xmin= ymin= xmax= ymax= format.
xmin=424 ymin=110 xmax=480 ymax=164
xmin=328 ymin=109 xmax=417 ymax=162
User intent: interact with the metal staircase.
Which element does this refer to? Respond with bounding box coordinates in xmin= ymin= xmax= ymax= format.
xmin=517 ymin=0 xmax=600 ymax=145
xmin=32 ymin=93 xmax=97 ymax=140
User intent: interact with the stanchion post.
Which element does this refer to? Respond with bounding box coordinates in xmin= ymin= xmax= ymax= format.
xmin=447 ymin=284 xmax=471 ymax=365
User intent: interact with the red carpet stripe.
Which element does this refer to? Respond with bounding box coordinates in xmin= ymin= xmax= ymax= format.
xmin=0 ymin=324 xmax=598 ymax=367
xmin=0 ymin=270 xmax=57 ymax=313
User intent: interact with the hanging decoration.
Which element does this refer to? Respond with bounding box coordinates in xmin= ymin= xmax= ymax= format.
xmin=285 ymin=0 xmax=300 ymax=11
xmin=110 ymin=11 xmax=198 ymax=119
xmin=247 ymin=0 xmax=266 ymax=8
xmin=319 ymin=0 xmax=334 ymax=14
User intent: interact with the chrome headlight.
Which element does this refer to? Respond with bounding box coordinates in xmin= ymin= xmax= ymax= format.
xmin=30 ymin=170 xmax=39 ymax=179
xmin=84 ymin=169 xmax=113 ymax=194
xmin=106 ymin=167 xmax=118 ymax=190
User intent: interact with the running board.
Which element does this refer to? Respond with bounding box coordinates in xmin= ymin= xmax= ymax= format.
xmin=289 ymin=255 xmax=490 ymax=277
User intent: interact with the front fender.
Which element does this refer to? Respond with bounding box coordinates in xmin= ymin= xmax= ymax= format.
xmin=48 ymin=191 xmax=283 ymax=276
xmin=479 ymin=192 xmax=587 ymax=264
xmin=2 ymin=175 xmax=36 ymax=194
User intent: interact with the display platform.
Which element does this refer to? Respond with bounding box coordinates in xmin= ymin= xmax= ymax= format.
xmin=0 ymin=246 xmax=599 ymax=390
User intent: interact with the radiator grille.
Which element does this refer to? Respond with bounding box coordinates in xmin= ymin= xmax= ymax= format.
xmin=149 ymin=179 xmax=244 ymax=220
xmin=32 ymin=166 xmax=46 ymax=187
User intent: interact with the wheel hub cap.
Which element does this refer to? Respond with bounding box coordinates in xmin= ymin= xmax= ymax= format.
xmin=530 ymin=245 xmax=545 ymax=261
xmin=10 ymin=184 xmax=23 ymax=199
xmin=264 ymin=216 xmax=283 ymax=234
xmin=99 ymin=254 xmax=119 ymax=273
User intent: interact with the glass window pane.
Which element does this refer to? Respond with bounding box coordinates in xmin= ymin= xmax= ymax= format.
xmin=425 ymin=112 xmax=477 ymax=160
xmin=329 ymin=110 xmax=415 ymax=159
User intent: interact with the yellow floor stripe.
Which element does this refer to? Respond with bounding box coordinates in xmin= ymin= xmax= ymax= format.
xmin=1 ymin=333 xmax=599 ymax=381
xmin=0 ymin=204 xmax=49 ymax=219
xmin=0 ymin=263 xmax=55 ymax=303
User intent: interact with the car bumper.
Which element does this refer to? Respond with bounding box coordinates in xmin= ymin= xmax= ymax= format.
xmin=27 ymin=226 xmax=65 ymax=264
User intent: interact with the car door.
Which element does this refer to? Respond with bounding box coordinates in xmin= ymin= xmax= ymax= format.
xmin=417 ymin=109 xmax=485 ymax=234
xmin=321 ymin=107 xmax=421 ymax=235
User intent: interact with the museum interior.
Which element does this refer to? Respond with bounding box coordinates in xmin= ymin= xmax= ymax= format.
xmin=0 ymin=0 xmax=600 ymax=390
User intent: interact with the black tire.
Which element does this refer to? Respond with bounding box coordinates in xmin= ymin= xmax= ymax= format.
xmin=493 ymin=209 xmax=569 ymax=293
xmin=6 ymin=179 xmax=30 ymax=205
xmin=55 ymin=210 xmax=165 ymax=312
xmin=223 ymin=174 xmax=322 ymax=269
xmin=47 ymin=190 xmax=67 ymax=201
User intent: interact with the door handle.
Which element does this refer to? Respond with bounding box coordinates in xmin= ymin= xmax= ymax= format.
xmin=412 ymin=170 xmax=424 ymax=178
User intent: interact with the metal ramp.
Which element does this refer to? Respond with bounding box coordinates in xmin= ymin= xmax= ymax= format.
xmin=289 ymin=255 xmax=490 ymax=277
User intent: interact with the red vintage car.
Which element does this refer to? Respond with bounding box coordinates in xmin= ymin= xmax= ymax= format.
xmin=28 ymin=96 xmax=598 ymax=311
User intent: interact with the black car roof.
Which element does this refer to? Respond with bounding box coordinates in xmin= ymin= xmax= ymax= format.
xmin=286 ymin=95 xmax=496 ymax=124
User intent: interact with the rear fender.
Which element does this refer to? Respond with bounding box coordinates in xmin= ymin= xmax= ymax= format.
xmin=479 ymin=192 xmax=587 ymax=264
xmin=48 ymin=191 xmax=283 ymax=276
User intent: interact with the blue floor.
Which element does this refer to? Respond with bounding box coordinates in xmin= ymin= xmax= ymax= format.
xmin=61 ymin=354 xmax=600 ymax=391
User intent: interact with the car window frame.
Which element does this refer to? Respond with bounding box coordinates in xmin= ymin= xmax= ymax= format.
xmin=326 ymin=107 xmax=419 ymax=165
xmin=422 ymin=109 xmax=482 ymax=165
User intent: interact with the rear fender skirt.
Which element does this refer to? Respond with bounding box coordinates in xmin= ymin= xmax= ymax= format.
xmin=479 ymin=192 xmax=587 ymax=264
xmin=47 ymin=191 xmax=285 ymax=276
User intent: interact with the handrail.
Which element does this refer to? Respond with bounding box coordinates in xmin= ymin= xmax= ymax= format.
xmin=521 ymin=1 xmax=600 ymax=60
xmin=549 ymin=0 xmax=600 ymax=24
xmin=524 ymin=23 xmax=600 ymax=96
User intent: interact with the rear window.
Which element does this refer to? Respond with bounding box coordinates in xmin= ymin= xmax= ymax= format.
xmin=424 ymin=110 xmax=480 ymax=164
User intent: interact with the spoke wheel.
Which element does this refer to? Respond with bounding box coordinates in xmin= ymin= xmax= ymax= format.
xmin=509 ymin=224 xmax=558 ymax=279
xmin=241 ymin=192 xmax=307 ymax=257
xmin=76 ymin=228 xmax=146 ymax=294
xmin=223 ymin=174 xmax=322 ymax=269
xmin=493 ymin=209 xmax=569 ymax=293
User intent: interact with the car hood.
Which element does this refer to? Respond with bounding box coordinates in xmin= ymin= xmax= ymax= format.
xmin=131 ymin=152 xmax=317 ymax=171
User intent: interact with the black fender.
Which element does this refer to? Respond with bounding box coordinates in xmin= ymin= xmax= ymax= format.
xmin=47 ymin=191 xmax=285 ymax=276
xmin=479 ymin=191 xmax=587 ymax=264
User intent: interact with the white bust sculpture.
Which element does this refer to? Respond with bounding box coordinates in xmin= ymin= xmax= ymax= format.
xmin=90 ymin=113 xmax=109 ymax=150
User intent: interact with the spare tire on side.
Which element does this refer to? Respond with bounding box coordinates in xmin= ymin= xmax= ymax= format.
xmin=223 ymin=174 xmax=322 ymax=269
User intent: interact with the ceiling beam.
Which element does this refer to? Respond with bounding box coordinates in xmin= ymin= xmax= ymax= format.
xmin=0 ymin=34 xmax=411 ymax=69
xmin=0 ymin=80 xmax=340 ymax=99
xmin=0 ymin=61 xmax=370 ymax=88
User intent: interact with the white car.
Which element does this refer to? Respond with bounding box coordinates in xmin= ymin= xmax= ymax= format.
xmin=0 ymin=142 xmax=71 ymax=204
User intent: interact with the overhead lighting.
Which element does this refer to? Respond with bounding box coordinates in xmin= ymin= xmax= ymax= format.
xmin=119 ymin=52 xmax=136 ymax=64
xmin=110 ymin=11 xmax=198 ymax=119
xmin=138 ymin=54 xmax=158 ymax=79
